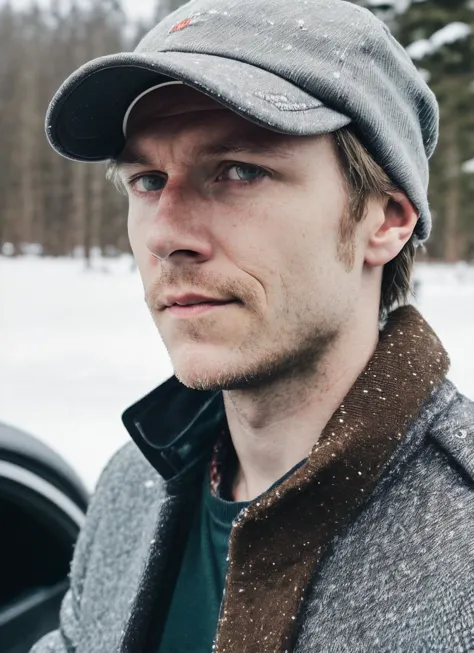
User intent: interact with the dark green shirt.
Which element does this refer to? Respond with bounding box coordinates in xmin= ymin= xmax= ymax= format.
xmin=158 ymin=456 xmax=307 ymax=652
xmin=158 ymin=471 xmax=248 ymax=652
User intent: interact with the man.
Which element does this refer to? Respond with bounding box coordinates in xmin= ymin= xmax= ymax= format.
xmin=33 ymin=0 xmax=474 ymax=651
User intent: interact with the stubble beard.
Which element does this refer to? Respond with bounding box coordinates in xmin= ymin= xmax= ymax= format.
xmin=174 ymin=317 xmax=340 ymax=393
xmin=144 ymin=268 xmax=343 ymax=394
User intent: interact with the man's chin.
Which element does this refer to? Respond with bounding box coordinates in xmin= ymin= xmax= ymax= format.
xmin=173 ymin=361 xmax=236 ymax=392
xmin=172 ymin=353 xmax=276 ymax=392
xmin=170 ymin=351 xmax=246 ymax=391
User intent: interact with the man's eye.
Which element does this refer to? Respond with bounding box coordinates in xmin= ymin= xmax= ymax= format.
xmin=219 ymin=164 xmax=268 ymax=183
xmin=132 ymin=175 xmax=166 ymax=192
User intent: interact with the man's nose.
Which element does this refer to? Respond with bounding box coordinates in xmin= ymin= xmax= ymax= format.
xmin=144 ymin=182 xmax=213 ymax=264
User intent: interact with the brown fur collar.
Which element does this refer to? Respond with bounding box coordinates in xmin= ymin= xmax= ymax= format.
xmin=214 ymin=305 xmax=450 ymax=653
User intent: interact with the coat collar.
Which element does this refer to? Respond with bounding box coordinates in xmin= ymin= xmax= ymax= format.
xmin=122 ymin=375 xmax=224 ymax=484
xmin=122 ymin=305 xmax=449 ymax=488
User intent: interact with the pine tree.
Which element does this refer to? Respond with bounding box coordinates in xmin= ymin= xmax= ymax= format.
xmin=396 ymin=0 xmax=474 ymax=261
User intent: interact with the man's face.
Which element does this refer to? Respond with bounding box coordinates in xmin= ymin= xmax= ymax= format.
xmin=119 ymin=85 xmax=366 ymax=390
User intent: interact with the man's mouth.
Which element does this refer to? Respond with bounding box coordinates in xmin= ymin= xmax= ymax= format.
xmin=166 ymin=300 xmax=236 ymax=317
xmin=161 ymin=291 xmax=240 ymax=313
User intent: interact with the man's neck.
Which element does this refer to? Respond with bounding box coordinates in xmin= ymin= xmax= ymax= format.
xmin=223 ymin=316 xmax=380 ymax=502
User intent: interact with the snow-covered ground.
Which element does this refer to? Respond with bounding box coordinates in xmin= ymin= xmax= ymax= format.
xmin=1 ymin=255 xmax=473 ymax=491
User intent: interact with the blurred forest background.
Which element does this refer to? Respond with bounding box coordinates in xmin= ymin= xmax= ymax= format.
xmin=1 ymin=0 xmax=473 ymax=263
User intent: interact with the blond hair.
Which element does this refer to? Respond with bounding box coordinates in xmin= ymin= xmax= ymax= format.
xmin=332 ymin=125 xmax=417 ymax=319
xmin=106 ymin=161 xmax=126 ymax=195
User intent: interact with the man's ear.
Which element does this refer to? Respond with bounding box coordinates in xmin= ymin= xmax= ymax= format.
xmin=364 ymin=191 xmax=418 ymax=267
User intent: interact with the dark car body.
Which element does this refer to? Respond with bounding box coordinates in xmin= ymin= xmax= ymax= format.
xmin=0 ymin=422 xmax=89 ymax=653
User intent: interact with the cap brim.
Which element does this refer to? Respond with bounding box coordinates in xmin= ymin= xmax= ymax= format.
xmin=46 ymin=51 xmax=351 ymax=162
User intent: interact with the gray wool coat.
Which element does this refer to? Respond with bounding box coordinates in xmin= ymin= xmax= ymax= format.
xmin=30 ymin=377 xmax=474 ymax=652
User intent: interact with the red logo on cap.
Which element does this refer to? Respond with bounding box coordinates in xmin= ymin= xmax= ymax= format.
xmin=169 ymin=18 xmax=192 ymax=33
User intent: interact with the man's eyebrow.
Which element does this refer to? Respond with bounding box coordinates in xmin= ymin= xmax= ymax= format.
xmin=114 ymin=149 xmax=155 ymax=168
xmin=197 ymin=134 xmax=295 ymax=160
xmin=114 ymin=132 xmax=295 ymax=169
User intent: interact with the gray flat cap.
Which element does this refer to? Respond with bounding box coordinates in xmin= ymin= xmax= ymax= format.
xmin=45 ymin=0 xmax=439 ymax=242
